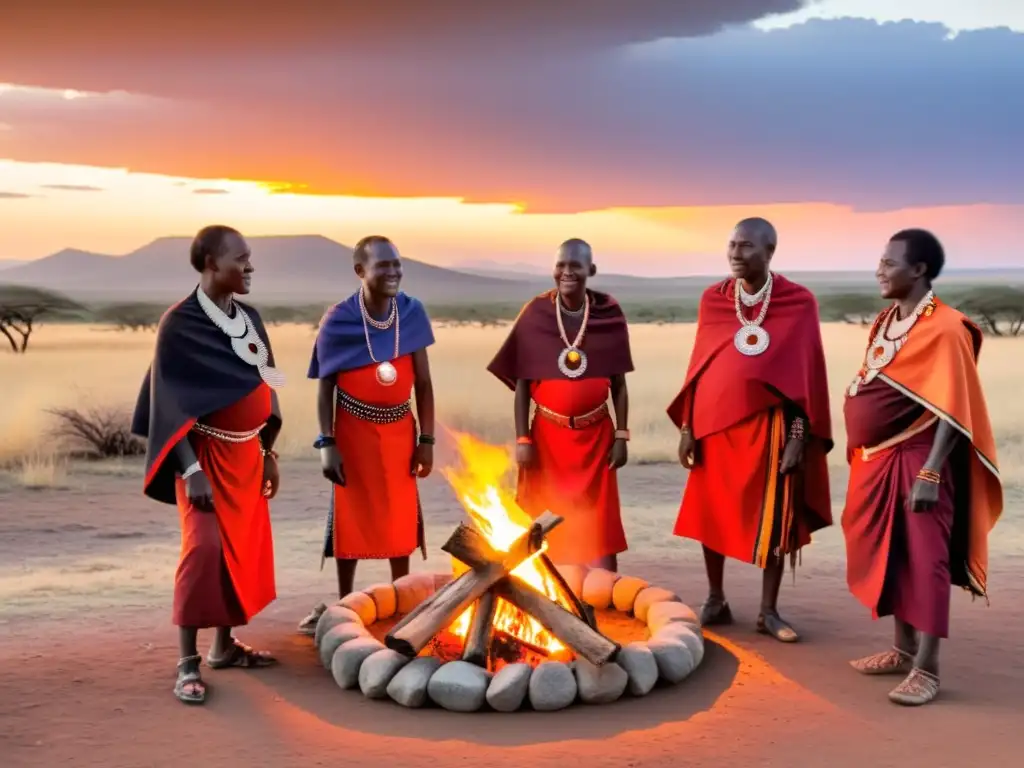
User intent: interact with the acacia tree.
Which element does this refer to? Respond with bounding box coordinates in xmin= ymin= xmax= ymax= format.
xmin=0 ymin=285 xmax=84 ymax=353
xmin=94 ymin=302 xmax=164 ymax=331
xmin=818 ymin=293 xmax=885 ymax=325
xmin=957 ymin=287 xmax=1024 ymax=337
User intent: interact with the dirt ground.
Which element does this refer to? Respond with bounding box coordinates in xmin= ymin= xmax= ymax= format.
xmin=1 ymin=459 xmax=1021 ymax=767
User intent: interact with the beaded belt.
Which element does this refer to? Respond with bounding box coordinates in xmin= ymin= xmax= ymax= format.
xmin=535 ymin=401 xmax=609 ymax=430
xmin=191 ymin=422 xmax=266 ymax=442
xmin=336 ymin=388 xmax=411 ymax=424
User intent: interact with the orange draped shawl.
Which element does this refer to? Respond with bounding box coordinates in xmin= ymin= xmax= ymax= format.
xmin=861 ymin=299 xmax=1002 ymax=597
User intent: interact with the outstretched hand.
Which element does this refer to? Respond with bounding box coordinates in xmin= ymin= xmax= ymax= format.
xmin=778 ymin=437 xmax=805 ymax=475
xmin=321 ymin=445 xmax=346 ymax=487
xmin=608 ymin=437 xmax=628 ymax=470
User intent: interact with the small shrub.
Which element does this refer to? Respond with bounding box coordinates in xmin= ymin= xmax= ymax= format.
xmin=46 ymin=406 xmax=146 ymax=459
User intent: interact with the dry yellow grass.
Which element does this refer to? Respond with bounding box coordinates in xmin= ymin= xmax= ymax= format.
xmin=1 ymin=322 xmax=1022 ymax=484
xmin=9 ymin=451 xmax=70 ymax=490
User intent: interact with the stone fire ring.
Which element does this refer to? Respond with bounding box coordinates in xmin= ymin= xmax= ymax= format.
xmin=312 ymin=567 xmax=705 ymax=712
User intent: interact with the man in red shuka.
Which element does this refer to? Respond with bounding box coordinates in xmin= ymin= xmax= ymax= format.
xmin=667 ymin=218 xmax=833 ymax=643
xmin=488 ymin=239 xmax=634 ymax=570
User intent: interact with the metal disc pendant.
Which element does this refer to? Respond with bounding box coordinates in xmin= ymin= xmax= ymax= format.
xmin=866 ymin=340 xmax=895 ymax=369
xmin=557 ymin=347 xmax=588 ymax=378
xmin=376 ymin=361 xmax=398 ymax=386
xmin=734 ymin=325 xmax=770 ymax=356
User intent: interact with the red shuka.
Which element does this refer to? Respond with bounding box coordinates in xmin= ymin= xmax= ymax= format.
xmin=667 ymin=275 xmax=833 ymax=564
xmin=173 ymin=383 xmax=277 ymax=628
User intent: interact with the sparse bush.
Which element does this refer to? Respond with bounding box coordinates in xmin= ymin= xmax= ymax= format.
xmin=45 ymin=406 xmax=145 ymax=459
xmin=818 ymin=293 xmax=885 ymax=325
xmin=93 ymin=303 xmax=164 ymax=331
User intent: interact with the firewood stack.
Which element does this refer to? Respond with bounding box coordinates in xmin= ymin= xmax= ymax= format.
xmin=385 ymin=511 xmax=621 ymax=668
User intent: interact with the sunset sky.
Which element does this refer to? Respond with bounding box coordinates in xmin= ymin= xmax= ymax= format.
xmin=1 ymin=1 xmax=1021 ymax=276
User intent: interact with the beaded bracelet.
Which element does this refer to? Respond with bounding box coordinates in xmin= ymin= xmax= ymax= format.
xmin=418 ymin=434 xmax=436 ymax=446
xmin=788 ymin=417 xmax=807 ymax=442
xmin=516 ymin=436 xmax=533 ymax=446
xmin=917 ymin=468 xmax=941 ymax=484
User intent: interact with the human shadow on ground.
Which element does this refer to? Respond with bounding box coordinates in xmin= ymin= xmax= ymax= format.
xmin=252 ymin=630 xmax=739 ymax=747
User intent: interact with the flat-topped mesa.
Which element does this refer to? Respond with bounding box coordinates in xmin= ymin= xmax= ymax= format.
xmin=384 ymin=511 xmax=621 ymax=668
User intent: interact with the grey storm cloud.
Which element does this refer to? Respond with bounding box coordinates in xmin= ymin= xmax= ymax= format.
xmin=0 ymin=8 xmax=1021 ymax=212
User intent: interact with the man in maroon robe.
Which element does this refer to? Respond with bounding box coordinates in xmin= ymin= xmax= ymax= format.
xmin=488 ymin=239 xmax=634 ymax=569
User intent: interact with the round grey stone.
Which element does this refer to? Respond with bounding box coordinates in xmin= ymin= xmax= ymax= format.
xmin=647 ymin=637 xmax=696 ymax=684
xmin=575 ymin=659 xmax=628 ymax=705
xmin=611 ymin=576 xmax=650 ymax=614
xmin=486 ymin=663 xmax=532 ymax=712
xmin=314 ymin=604 xmax=362 ymax=648
xmin=654 ymin=621 xmax=705 ymax=667
xmin=528 ymin=661 xmax=578 ymax=711
xmin=616 ymin=641 xmax=659 ymax=696
xmin=581 ymin=568 xmax=620 ymax=610
xmin=363 ymin=583 xmax=398 ymax=621
xmin=633 ymin=587 xmax=681 ymax=623
xmin=338 ymin=591 xmax=377 ymax=626
xmin=358 ymin=648 xmax=409 ymax=698
xmin=387 ymin=656 xmax=442 ymax=708
xmin=394 ymin=572 xmax=436 ymax=615
xmin=319 ymin=622 xmax=369 ymax=669
xmin=427 ymin=660 xmax=491 ymax=712
xmin=331 ymin=636 xmax=386 ymax=689
xmin=647 ymin=601 xmax=700 ymax=634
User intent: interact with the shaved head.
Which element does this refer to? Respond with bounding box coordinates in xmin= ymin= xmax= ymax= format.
xmin=557 ymin=238 xmax=593 ymax=264
xmin=728 ymin=217 xmax=776 ymax=284
xmin=734 ymin=217 xmax=778 ymax=252
xmin=353 ymin=234 xmax=395 ymax=265
xmin=554 ymin=237 xmax=596 ymax=303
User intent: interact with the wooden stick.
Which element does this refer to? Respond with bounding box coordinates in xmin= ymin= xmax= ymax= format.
xmin=385 ymin=513 xmax=563 ymax=657
xmin=440 ymin=524 xmax=501 ymax=569
xmin=492 ymin=577 xmax=620 ymax=667
xmin=539 ymin=553 xmax=597 ymax=630
xmin=442 ymin=510 xmax=559 ymax=572
xmin=461 ymin=591 xmax=497 ymax=667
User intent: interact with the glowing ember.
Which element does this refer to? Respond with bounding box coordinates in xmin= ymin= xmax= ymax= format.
xmin=441 ymin=432 xmax=576 ymax=655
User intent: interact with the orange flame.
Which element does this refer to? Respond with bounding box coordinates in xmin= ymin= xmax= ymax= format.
xmin=441 ymin=432 xmax=574 ymax=653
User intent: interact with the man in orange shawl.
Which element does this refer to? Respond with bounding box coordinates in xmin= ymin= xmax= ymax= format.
xmin=131 ymin=225 xmax=284 ymax=705
xmin=667 ymin=218 xmax=833 ymax=643
xmin=297 ymin=235 xmax=436 ymax=635
xmin=842 ymin=229 xmax=1002 ymax=706
xmin=488 ymin=239 xmax=634 ymax=570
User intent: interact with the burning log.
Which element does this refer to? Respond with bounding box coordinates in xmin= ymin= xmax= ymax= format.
xmin=461 ymin=590 xmax=497 ymax=667
xmin=385 ymin=512 xmax=563 ymax=658
xmin=492 ymin=578 xmax=620 ymax=667
xmin=539 ymin=553 xmax=597 ymax=630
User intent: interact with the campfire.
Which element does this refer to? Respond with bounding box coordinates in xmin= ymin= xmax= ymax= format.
xmin=314 ymin=432 xmax=706 ymax=712
xmin=384 ymin=434 xmax=619 ymax=671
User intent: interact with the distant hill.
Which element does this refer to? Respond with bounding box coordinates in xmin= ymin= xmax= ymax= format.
xmin=0 ymin=236 xmax=548 ymax=304
xmin=3 ymin=236 xmax=1022 ymax=304
xmin=0 ymin=259 xmax=29 ymax=271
